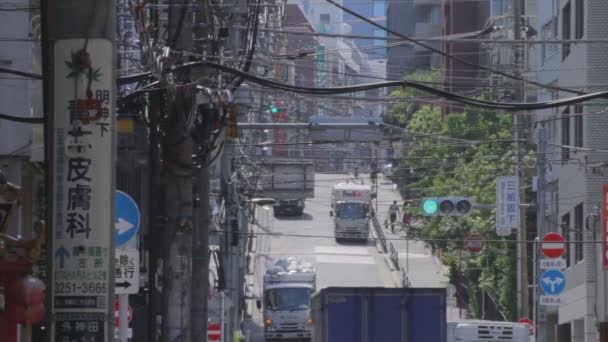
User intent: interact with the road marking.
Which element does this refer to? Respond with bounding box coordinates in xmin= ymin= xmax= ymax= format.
xmin=316 ymin=255 xmax=375 ymax=265
xmin=314 ymin=246 xmax=370 ymax=255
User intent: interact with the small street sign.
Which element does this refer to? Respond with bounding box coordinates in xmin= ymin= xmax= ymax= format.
xmin=114 ymin=328 xmax=133 ymax=339
xmin=540 ymin=269 xmax=566 ymax=295
xmin=208 ymin=323 xmax=222 ymax=341
xmin=518 ymin=317 xmax=534 ymax=335
xmin=540 ymin=258 xmax=566 ymax=270
xmin=115 ymin=249 xmax=139 ymax=294
xmin=539 ymin=295 xmax=561 ymax=306
xmin=541 ymin=232 xmax=566 ymax=259
xmin=50 ymin=39 xmax=115 ymax=342
xmin=115 ymin=190 xmax=141 ymax=248
xmin=464 ymin=234 xmax=484 ymax=253
xmin=496 ymin=176 xmax=520 ymax=234
xmin=496 ymin=227 xmax=511 ymax=237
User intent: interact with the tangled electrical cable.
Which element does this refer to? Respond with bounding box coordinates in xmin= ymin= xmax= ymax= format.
xmin=167 ymin=61 xmax=608 ymax=111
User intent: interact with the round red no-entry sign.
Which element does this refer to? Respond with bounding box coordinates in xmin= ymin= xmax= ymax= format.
xmin=541 ymin=232 xmax=566 ymax=258
xmin=208 ymin=323 xmax=222 ymax=341
xmin=519 ymin=317 xmax=534 ymax=335
xmin=464 ymin=234 xmax=484 ymax=253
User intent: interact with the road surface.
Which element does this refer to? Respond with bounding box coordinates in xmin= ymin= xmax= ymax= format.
xmin=243 ymin=173 xmax=397 ymax=341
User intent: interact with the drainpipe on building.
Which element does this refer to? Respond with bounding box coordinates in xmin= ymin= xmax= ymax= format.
xmin=585 ymin=207 xmax=600 ymax=341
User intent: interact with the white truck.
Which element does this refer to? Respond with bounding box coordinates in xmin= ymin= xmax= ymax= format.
xmin=330 ymin=181 xmax=372 ymax=240
xmin=447 ymin=320 xmax=531 ymax=342
xmin=259 ymin=258 xmax=316 ymax=342
xmin=256 ymin=159 xmax=315 ymax=217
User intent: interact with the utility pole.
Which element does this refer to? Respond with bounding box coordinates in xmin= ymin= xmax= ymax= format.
xmin=535 ymin=128 xmax=547 ymax=342
xmin=161 ymin=2 xmax=195 ymax=342
xmin=192 ymin=112 xmax=212 ymax=341
xmin=148 ymin=95 xmax=164 ymax=342
xmin=221 ymin=133 xmax=237 ymax=342
xmin=43 ymin=1 xmax=116 ymax=342
xmin=513 ymin=0 xmax=530 ymax=321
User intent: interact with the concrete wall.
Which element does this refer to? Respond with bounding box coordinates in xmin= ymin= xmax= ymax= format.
xmin=0 ymin=0 xmax=35 ymax=156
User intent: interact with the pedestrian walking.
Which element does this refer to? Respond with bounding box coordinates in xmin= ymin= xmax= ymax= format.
xmin=388 ymin=200 xmax=400 ymax=233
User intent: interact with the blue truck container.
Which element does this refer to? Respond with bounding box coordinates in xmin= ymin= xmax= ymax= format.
xmin=311 ymin=287 xmax=446 ymax=342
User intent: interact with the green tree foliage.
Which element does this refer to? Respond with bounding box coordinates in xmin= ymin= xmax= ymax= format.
xmin=389 ymin=92 xmax=519 ymax=320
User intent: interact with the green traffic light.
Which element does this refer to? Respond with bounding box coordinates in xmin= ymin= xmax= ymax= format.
xmin=271 ymin=107 xmax=278 ymax=113
xmin=422 ymin=198 xmax=438 ymax=215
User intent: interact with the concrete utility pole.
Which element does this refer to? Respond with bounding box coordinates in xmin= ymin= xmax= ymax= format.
xmin=512 ymin=0 xmax=530 ymax=321
xmin=513 ymin=0 xmax=529 ymax=318
xmin=192 ymin=112 xmax=212 ymax=342
xmin=534 ymin=128 xmax=547 ymax=342
xmin=43 ymin=1 xmax=116 ymax=342
xmin=161 ymin=89 xmax=195 ymax=342
xmin=148 ymin=95 xmax=164 ymax=342
xmin=221 ymin=136 xmax=237 ymax=342
xmin=161 ymin=2 xmax=195 ymax=342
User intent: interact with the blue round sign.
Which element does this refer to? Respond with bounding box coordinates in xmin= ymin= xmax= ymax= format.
xmin=115 ymin=190 xmax=140 ymax=247
xmin=540 ymin=269 xmax=566 ymax=295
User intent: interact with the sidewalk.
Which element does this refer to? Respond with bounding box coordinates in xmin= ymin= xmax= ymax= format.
xmin=375 ymin=175 xmax=466 ymax=320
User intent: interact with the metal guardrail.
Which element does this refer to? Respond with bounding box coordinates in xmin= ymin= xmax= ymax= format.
xmin=372 ymin=210 xmax=412 ymax=288
xmin=400 ymin=266 xmax=412 ymax=288
xmin=389 ymin=242 xmax=399 ymax=268
xmin=371 ymin=210 xmax=387 ymax=252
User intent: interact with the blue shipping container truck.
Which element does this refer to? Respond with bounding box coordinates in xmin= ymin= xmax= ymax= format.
xmin=311 ymin=287 xmax=446 ymax=342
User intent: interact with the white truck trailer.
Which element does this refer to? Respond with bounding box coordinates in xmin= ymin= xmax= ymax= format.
xmin=259 ymin=258 xmax=316 ymax=342
xmin=256 ymin=159 xmax=315 ymax=217
xmin=330 ymin=181 xmax=372 ymax=240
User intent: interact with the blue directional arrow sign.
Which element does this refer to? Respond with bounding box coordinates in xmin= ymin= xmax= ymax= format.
xmin=54 ymin=246 xmax=70 ymax=269
xmin=540 ymin=269 xmax=566 ymax=295
xmin=115 ymin=190 xmax=140 ymax=248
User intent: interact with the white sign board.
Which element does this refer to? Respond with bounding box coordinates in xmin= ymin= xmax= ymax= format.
xmin=539 ymin=295 xmax=561 ymax=306
xmin=540 ymin=258 xmax=567 ymax=270
xmin=114 ymin=328 xmax=133 ymax=339
xmin=496 ymin=176 xmax=520 ymax=234
xmin=51 ymin=39 xmax=114 ymax=342
xmin=115 ymin=249 xmax=139 ymax=294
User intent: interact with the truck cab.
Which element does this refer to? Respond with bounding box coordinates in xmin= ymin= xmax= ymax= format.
xmin=262 ymin=259 xmax=316 ymax=342
xmin=330 ymin=182 xmax=371 ymax=241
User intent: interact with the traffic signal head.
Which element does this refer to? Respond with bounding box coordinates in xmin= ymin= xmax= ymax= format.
xmin=271 ymin=107 xmax=278 ymax=114
xmin=421 ymin=198 xmax=439 ymax=216
xmin=421 ymin=197 xmax=473 ymax=216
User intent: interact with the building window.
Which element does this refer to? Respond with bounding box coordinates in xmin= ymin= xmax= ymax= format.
xmin=279 ymin=64 xmax=288 ymax=82
xmin=561 ymin=106 xmax=570 ymax=163
xmin=373 ymin=1 xmax=385 ymax=18
xmin=372 ymin=29 xmax=384 ymax=47
xmin=541 ymin=18 xmax=558 ymax=62
xmin=574 ymin=203 xmax=584 ymax=263
xmin=574 ymin=104 xmax=583 ymax=148
xmin=562 ymin=2 xmax=571 ymax=60
xmin=320 ymin=14 xmax=330 ymax=25
xmin=575 ymin=0 xmax=584 ymax=39
xmin=561 ymin=213 xmax=571 ymax=267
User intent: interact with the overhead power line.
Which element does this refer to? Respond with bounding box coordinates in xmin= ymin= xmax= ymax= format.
xmin=323 ymin=0 xmax=585 ymax=96
xmin=173 ymin=61 xmax=608 ymax=110
xmin=0 ymin=113 xmax=45 ymax=124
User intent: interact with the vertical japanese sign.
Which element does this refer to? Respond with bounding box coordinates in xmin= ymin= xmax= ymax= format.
xmin=496 ymin=176 xmax=520 ymax=236
xmin=603 ymin=184 xmax=608 ymax=269
xmin=51 ymin=39 xmax=114 ymax=342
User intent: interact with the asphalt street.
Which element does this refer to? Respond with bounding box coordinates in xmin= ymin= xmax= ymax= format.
xmin=243 ymin=173 xmax=397 ymax=341
xmin=242 ymin=173 xmax=460 ymax=340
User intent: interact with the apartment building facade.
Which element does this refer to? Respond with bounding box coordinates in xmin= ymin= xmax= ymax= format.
xmin=534 ymin=0 xmax=608 ymax=341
